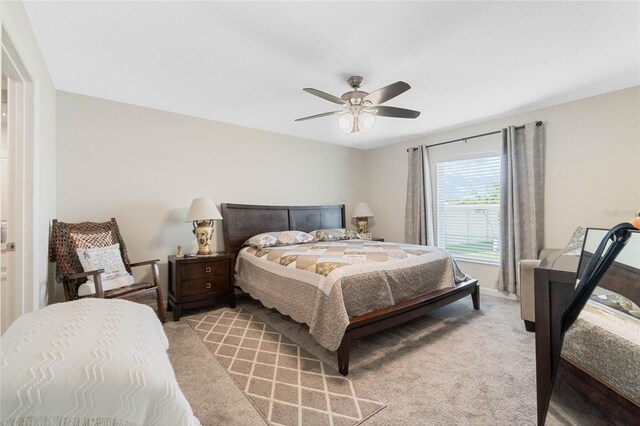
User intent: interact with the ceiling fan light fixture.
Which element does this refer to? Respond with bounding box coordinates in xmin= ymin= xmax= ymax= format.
xmin=297 ymin=76 xmax=419 ymax=137
xmin=339 ymin=112 xmax=355 ymax=133
xmin=358 ymin=112 xmax=375 ymax=133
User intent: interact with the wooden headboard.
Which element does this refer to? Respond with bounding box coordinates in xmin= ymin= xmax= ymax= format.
xmin=221 ymin=203 xmax=345 ymax=257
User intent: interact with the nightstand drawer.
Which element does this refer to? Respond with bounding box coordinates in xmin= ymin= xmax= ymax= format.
xmin=168 ymin=254 xmax=235 ymax=321
xmin=182 ymin=276 xmax=230 ymax=297
xmin=181 ymin=260 xmax=228 ymax=279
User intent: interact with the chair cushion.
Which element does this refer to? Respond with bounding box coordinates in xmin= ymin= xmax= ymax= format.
xmin=77 ymin=274 xmax=135 ymax=297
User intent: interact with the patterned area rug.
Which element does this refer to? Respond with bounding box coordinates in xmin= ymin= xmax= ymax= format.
xmin=187 ymin=309 xmax=385 ymax=426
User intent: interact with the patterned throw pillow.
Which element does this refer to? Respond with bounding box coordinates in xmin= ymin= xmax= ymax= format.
xmin=75 ymin=243 xmax=131 ymax=282
xmin=244 ymin=231 xmax=316 ymax=248
xmin=310 ymin=228 xmax=360 ymax=241
xmin=590 ymin=288 xmax=640 ymax=319
xmin=70 ymin=231 xmax=115 ymax=249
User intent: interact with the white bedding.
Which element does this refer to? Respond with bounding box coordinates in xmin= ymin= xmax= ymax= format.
xmin=0 ymin=299 xmax=200 ymax=426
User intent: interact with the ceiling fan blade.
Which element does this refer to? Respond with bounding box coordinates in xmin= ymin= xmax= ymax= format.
xmin=363 ymin=81 xmax=411 ymax=105
xmin=295 ymin=110 xmax=344 ymax=121
xmin=303 ymin=88 xmax=345 ymax=105
xmin=369 ymin=106 xmax=421 ymax=119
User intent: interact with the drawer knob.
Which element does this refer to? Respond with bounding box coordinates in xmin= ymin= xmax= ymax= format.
xmin=205 ymin=283 xmax=212 ymax=289
xmin=205 ymin=267 xmax=212 ymax=273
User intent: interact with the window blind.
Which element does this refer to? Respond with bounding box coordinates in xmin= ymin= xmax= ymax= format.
xmin=435 ymin=155 xmax=501 ymax=263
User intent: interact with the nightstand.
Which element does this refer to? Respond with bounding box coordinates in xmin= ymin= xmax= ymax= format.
xmin=168 ymin=253 xmax=235 ymax=321
xmin=371 ymin=237 xmax=384 ymax=242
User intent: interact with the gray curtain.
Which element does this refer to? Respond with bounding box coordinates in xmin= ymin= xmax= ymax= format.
xmin=405 ymin=146 xmax=435 ymax=245
xmin=497 ymin=122 xmax=545 ymax=294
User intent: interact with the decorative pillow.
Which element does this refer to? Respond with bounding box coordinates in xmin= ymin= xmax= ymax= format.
xmin=75 ymin=243 xmax=132 ymax=283
xmin=590 ymin=288 xmax=640 ymax=319
xmin=310 ymin=228 xmax=360 ymax=241
xmin=70 ymin=231 xmax=115 ymax=249
xmin=244 ymin=231 xmax=316 ymax=248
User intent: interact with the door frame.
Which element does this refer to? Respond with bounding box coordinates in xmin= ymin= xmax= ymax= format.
xmin=1 ymin=24 xmax=35 ymax=332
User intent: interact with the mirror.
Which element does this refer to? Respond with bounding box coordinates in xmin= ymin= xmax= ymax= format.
xmin=546 ymin=227 xmax=640 ymax=425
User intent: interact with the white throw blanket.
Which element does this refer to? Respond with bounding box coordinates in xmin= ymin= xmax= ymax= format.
xmin=1 ymin=299 xmax=200 ymax=426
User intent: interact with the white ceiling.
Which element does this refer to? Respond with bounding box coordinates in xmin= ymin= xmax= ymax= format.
xmin=24 ymin=1 xmax=640 ymax=149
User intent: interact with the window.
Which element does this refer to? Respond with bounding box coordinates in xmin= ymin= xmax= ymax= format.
xmin=435 ymin=155 xmax=501 ymax=263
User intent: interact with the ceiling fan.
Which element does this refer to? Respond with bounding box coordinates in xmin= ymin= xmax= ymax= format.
xmin=295 ymin=75 xmax=420 ymax=134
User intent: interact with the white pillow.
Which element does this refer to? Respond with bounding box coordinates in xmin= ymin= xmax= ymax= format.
xmin=75 ymin=243 xmax=134 ymax=296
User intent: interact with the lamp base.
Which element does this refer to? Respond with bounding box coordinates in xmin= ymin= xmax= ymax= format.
xmin=356 ymin=217 xmax=368 ymax=234
xmin=193 ymin=220 xmax=215 ymax=256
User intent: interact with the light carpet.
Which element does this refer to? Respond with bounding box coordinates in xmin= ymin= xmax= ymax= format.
xmin=165 ymin=294 xmax=540 ymax=425
xmin=187 ymin=309 xmax=385 ymax=426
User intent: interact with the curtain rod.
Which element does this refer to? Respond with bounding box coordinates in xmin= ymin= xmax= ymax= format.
xmin=406 ymin=121 xmax=542 ymax=152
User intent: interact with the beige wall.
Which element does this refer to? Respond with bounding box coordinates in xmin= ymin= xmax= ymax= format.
xmin=1 ymin=1 xmax=57 ymax=309
xmin=364 ymin=86 xmax=640 ymax=289
xmin=57 ymin=86 xmax=640 ymax=296
xmin=56 ymin=92 xmax=366 ymax=301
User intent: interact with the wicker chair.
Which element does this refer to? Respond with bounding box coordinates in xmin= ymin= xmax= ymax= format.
xmin=49 ymin=218 xmax=167 ymax=322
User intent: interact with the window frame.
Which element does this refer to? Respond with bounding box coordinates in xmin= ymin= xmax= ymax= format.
xmin=432 ymin=151 xmax=502 ymax=265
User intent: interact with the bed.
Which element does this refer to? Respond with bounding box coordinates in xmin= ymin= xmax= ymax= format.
xmin=562 ymin=300 xmax=640 ymax=406
xmin=0 ymin=298 xmax=200 ymax=426
xmin=560 ymin=235 xmax=640 ymax=416
xmin=221 ymin=203 xmax=479 ymax=375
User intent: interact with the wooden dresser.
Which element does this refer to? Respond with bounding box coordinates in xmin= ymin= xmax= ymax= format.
xmin=535 ymin=249 xmax=640 ymax=425
xmin=168 ymin=253 xmax=235 ymax=321
xmin=534 ymin=250 xmax=579 ymax=425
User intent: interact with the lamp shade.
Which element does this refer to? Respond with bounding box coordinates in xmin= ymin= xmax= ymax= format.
xmin=185 ymin=198 xmax=222 ymax=222
xmin=352 ymin=202 xmax=374 ymax=218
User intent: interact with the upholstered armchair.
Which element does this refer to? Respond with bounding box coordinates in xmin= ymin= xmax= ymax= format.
xmin=518 ymin=249 xmax=557 ymax=332
xmin=519 ymin=227 xmax=585 ymax=332
xmin=49 ymin=218 xmax=167 ymax=322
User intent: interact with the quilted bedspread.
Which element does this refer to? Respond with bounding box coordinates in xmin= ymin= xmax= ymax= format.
xmin=237 ymin=240 xmax=469 ymax=351
xmin=0 ymin=298 xmax=199 ymax=426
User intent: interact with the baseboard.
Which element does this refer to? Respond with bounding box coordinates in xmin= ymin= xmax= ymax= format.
xmin=480 ymin=286 xmax=519 ymax=301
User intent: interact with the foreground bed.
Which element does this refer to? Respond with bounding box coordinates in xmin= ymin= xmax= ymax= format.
xmin=562 ymin=300 xmax=640 ymax=405
xmin=222 ymin=203 xmax=479 ymax=375
xmin=0 ymin=299 xmax=199 ymax=426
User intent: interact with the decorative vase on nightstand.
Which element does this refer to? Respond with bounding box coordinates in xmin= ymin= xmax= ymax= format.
xmin=185 ymin=197 xmax=223 ymax=256
xmin=352 ymin=202 xmax=374 ymax=234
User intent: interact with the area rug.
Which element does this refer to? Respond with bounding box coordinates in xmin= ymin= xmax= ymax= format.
xmin=187 ymin=309 xmax=385 ymax=426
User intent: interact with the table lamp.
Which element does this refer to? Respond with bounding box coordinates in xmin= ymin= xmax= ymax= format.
xmin=352 ymin=202 xmax=374 ymax=234
xmin=185 ymin=198 xmax=222 ymax=255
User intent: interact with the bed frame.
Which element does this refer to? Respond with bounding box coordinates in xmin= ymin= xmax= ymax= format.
xmin=221 ymin=203 xmax=480 ymax=375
